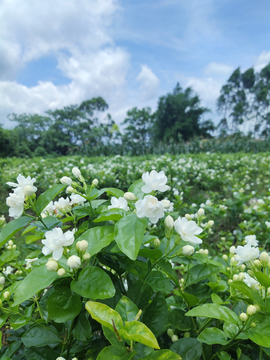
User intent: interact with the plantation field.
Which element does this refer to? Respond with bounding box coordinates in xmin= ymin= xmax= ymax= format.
xmin=1 ymin=153 xmax=270 ymax=250
xmin=1 ymin=153 xmax=270 ymax=360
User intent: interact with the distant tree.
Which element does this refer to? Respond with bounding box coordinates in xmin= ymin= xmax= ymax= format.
xmin=217 ymin=63 xmax=270 ymax=137
xmin=153 ymin=83 xmax=213 ymax=142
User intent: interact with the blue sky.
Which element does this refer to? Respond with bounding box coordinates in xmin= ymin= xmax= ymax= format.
xmin=0 ymin=0 xmax=269 ymax=128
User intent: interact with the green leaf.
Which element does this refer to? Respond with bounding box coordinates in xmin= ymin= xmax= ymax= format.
xmin=10 ymin=316 xmax=31 ymax=330
xmin=114 ymin=213 xmax=148 ymax=260
xmin=73 ymin=312 xmax=92 ymax=341
xmin=0 ymin=216 xmax=32 ymax=247
xmin=103 ymin=188 xmax=125 ymax=198
xmin=168 ymin=309 xmax=193 ymax=331
xmin=35 ymin=184 xmax=66 ymax=215
xmin=24 ymin=347 xmax=59 ymax=360
xmin=97 ymin=345 xmax=135 ymax=360
xmin=138 ymin=248 xmax=163 ymax=260
xmin=128 ymin=179 xmax=145 ymax=199
xmin=186 ymin=264 xmax=220 ymax=287
xmin=147 ymin=271 xmax=173 ymax=293
xmin=13 ymin=264 xmax=58 ymax=306
xmin=211 ymin=293 xmax=223 ymax=305
xmin=170 ymin=338 xmax=202 ymax=360
xmin=223 ymin=322 xmax=247 ymax=340
xmin=218 ymin=352 xmax=231 ymax=360
xmin=94 ymin=209 xmax=126 ymax=222
xmin=22 ymin=324 xmax=61 ymax=347
xmin=230 ymin=281 xmax=264 ymax=307
xmin=71 ymin=266 xmax=115 ymax=299
xmin=26 ymin=234 xmax=44 ymax=244
xmin=246 ymin=313 xmax=270 ymax=347
xmin=143 ymin=292 xmax=168 ymax=337
xmin=174 ymin=290 xmax=200 ymax=307
xmin=0 ymin=249 xmax=20 ymax=267
xmin=33 ymin=216 xmax=62 ymax=230
xmin=186 ymin=304 xmax=241 ymax=325
xmin=22 ymin=225 xmax=37 ymax=235
xmin=73 ymin=225 xmax=114 ymax=256
xmin=85 ymin=301 xmax=123 ymax=332
xmin=47 ymin=286 xmax=82 ymax=322
xmin=254 ymin=271 xmax=270 ymax=288
xmin=143 ymin=349 xmax=182 ymax=360
xmin=198 ymin=327 xmax=229 ymax=345
xmin=119 ymin=321 xmax=160 ymax=349
xmin=102 ymin=325 xmax=122 ymax=346
xmin=115 ymin=295 xmax=139 ymax=322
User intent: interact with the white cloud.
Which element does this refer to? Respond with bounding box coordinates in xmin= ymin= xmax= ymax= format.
xmin=203 ymin=62 xmax=234 ymax=77
xmin=137 ymin=65 xmax=160 ymax=101
xmin=254 ymin=51 xmax=270 ymax=72
xmin=0 ymin=0 xmax=133 ymax=127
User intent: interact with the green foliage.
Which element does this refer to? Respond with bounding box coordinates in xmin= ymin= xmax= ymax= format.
xmin=153 ymin=83 xmax=214 ymax=142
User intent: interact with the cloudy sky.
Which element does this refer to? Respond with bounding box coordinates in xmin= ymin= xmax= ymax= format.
xmin=1 ymin=0 xmax=270 ymax=128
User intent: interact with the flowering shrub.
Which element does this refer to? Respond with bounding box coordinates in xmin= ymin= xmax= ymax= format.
xmin=0 ymin=165 xmax=270 ymax=359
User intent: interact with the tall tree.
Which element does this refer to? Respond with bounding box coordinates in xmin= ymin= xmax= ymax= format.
xmin=216 ymin=63 xmax=270 ymax=137
xmin=153 ymin=83 xmax=213 ymax=142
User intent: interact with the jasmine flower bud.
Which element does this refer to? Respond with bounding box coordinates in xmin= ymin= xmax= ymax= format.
xmin=46 ymin=259 xmax=58 ymax=272
xmin=57 ymin=268 xmax=66 ymax=277
xmin=239 ymin=312 xmax=248 ymax=322
xmin=67 ymin=255 xmax=81 ymax=269
xmin=182 ymin=245 xmax=194 ymax=256
xmin=83 ymin=252 xmax=91 ymax=260
xmin=92 ymin=179 xmax=99 ymax=186
xmin=3 ymin=291 xmax=10 ymax=300
xmin=0 ymin=276 xmax=5 ymax=286
xmin=76 ymin=240 xmax=88 ymax=252
xmin=60 ymin=176 xmax=73 ymax=186
xmin=247 ymin=305 xmax=256 ymax=316
xmin=260 ymin=252 xmax=269 ymax=266
xmin=72 ymin=167 xmax=82 ymax=179
xmin=124 ymin=192 xmax=137 ymax=201
xmin=165 ymin=215 xmax=174 ymax=230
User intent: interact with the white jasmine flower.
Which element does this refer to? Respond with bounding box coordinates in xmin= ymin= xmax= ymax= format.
xmin=141 ymin=170 xmax=170 ymax=193
xmin=25 ymin=258 xmax=38 ymax=269
xmin=265 ymin=221 xmax=270 ymax=228
xmin=243 ymin=273 xmax=259 ymax=288
xmin=135 ymin=195 xmax=164 ymax=224
xmin=234 ymin=244 xmax=259 ymax=265
xmin=6 ymin=192 xmax=24 ymax=219
xmin=244 ymin=235 xmax=258 ymax=247
xmin=41 ymin=201 xmax=55 ymax=217
xmin=174 ymin=217 xmax=203 ymax=245
xmin=54 ymin=197 xmax=71 ymax=215
xmin=7 ymin=174 xmax=37 ymax=197
xmin=72 ymin=167 xmax=82 ymax=179
xmin=3 ymin=266 xmax=13 ymax=276
xmin=42 ymin=227 xmax=74 ymax=260
xmin=108 ymin=197 xmax=129 ymax=211
xmin=70 ymin=194 xmax=86 ymax=206
xmin=67 ymin=255 xmax=81 ymax=269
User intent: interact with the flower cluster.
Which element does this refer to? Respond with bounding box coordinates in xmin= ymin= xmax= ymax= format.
xmin=6 ymin=174 xmax=37 ymax=219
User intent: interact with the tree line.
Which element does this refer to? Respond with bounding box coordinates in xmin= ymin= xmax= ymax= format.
xmin=0 ymin=63 xmax=269 ymax=157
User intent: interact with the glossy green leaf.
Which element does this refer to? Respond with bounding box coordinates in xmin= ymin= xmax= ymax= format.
xmin=147 ymin=271 xmax=173 ymax=293
xmin=115 ymin=295 xmax=139 ymax=322
xmin=198 ymin=327 xmax=229 ymax=345
xmin=138 ymin=248 xmax=163 ymax=260
xmin=102 ymin=325 xmax=122 ymax=346
xmin=246 ymin=313 xmax=270 ymax=347
xmin=218 ymin=352 xmax=231 ymax=360
xmin=10 ymin=316 xmax=31 ymax=330
xmin=35 ymin=184 xmax=66 ymax=215
xmin=13 ymin=264 xmax=58 ymax=306
xmin=114 ymin=213 xmax=148 ymax=260
xmin=73 ymin=225 xmax=114 ymax=256
xmin=186 ymin=264 xmax=220 ymax=287
xmin=119 ymin=321 xmax=160 ymax=349
xmin=223 ymin=322 xmax=247 ymax=340
xmin=0 ymin=216 xmax=32 ymax=247
xmin=103 ymin=188 xmax=125 ymax=198
xmin=47 ymin=286 xmax=82 ymax=322
xmin=254 ymin=271 xmax=270 ymax=288
xmin=143 ymin=292 xmax=168 ymax=337
xmin=86 ymin=301 xmax=123 ymax=332
xmin=170 ymin=338 xmax=202 ymax=360
xmin=97 ymin=345 xmax=135 ymax=360
xmin=0 ymin=249 xmax=20 ymax=267
xmin=24 ymin=347 xmax=59 ymax=360
xmin=186 ymin=303 xmax=241 ymax=325
xmin=168 ymin=309 xmax=193 ymax=331
xmin=211 ymin=293 xmax=223 ymax=305
xmin=73 ymin=312 xmax=92 ymax=341
xmin=94 ymin=209 xmax=126 ymax=223
xmin=230 ymin=281 xmax=264 ymax=307
xmin=128 ymin=179 xmax=145 ymax=199
xmin=33 ymin=216 xmax=62 ymax=230
xmin=22 ymin=324 xmax=61 ymax=347
xmin=143 ymin=350 xmax=182 ymax=359
xmin=71 ymin=266 xmax=115 ymax=299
